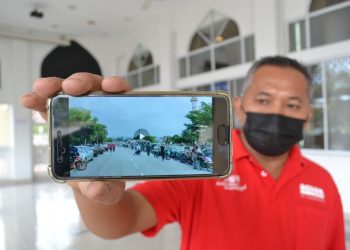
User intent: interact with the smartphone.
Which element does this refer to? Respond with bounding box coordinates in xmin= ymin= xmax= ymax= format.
xmin=48 ymin=91 xmax=232 ymax=181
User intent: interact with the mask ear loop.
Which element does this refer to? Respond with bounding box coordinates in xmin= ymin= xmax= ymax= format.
xmin=238 ymin=95 xmax=249 ymax=115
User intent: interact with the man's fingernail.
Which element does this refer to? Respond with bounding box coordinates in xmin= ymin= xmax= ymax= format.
xmin=19 ymin=93 xmax=31 ymax=99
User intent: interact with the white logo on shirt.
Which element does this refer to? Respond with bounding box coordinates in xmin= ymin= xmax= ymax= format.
xmin=216 ymin=175 xmax=247 ymax=191
xmin=299 ymin=183 xmax=325 ymax=202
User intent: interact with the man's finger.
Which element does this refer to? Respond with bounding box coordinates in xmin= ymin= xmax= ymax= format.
xmin=19 ymin=92 xmax=48 ymax=120
xmin=101 ymin=76 xmax=132 ymax=93
xmin=19 ymin=92 xmax=47 ymax=112
xmin=62 ymin=73 xmax=103 ymax=96
xmin=33 ymin=77 xmax=63 ymax=98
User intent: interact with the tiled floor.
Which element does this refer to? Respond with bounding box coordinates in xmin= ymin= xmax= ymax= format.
xmin=0 ymin=182 xmax=180 ymax=250
xmin=0 ymin=181 xmax=349 ymax=250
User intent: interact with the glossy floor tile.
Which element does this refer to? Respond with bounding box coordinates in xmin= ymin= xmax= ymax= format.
xmin=0 ymin=182 xmax=180 ymax=250
xmin=0 ymin=182 xmax=349 ymax=250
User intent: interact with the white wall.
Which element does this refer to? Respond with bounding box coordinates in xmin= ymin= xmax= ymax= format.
xmin=284 ymin=0 xmax=310 ymax=21
xmin=304 ymin=150 xmax=350 ymax=213
xmin=0 ymin=38 xmax=14 ymax=180
xmin=0 ymin=38 xmax=55 ymax=181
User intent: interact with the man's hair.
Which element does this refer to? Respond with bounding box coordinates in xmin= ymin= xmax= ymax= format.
xmin=241 ymin=55 xmax=312 ymax=99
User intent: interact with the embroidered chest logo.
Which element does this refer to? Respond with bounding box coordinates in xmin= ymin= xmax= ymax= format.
xmin=216 ymin=175 xmax=247 ymax=191
xmin=299 ymin=183 xmax=325 ymax=202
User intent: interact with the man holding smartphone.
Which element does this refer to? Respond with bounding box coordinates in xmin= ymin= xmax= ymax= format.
xmin=20 ymin=56 xmax=345 ymax=249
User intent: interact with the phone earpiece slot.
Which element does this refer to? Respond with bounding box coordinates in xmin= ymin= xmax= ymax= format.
xmin=217 ymin=125 xmax=229 ymax=145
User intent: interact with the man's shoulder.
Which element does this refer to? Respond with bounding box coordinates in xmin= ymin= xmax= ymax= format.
xmin=300 ymin=155 xmax=337 ymax=188
xmin=301 ymin=155 xmax=326 ymax=171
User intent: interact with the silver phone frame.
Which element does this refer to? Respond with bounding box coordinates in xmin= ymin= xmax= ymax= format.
xmin=47 ymin=90 xmax=233 ymax=183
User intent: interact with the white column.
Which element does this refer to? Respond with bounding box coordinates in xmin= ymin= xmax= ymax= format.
xmin=157 ymin=12 xmax=176 ymax=90
xmin=253 ymin=0 xmax=284 ymax=58
xmin=10 ymin=40 xmax=33 ymax=181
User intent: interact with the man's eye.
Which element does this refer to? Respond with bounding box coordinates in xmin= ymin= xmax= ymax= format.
xmin=256 ymin=99 xmax=269 ymax=105
xmin=287 ymin=104 xmax=301 ymax=110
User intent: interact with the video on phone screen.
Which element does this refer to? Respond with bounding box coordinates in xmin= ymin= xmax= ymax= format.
xmin=67 ymin=96 xmax=213 ymax=177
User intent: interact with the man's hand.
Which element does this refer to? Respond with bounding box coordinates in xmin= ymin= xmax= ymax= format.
xmin=68 ymin=181 xmax=126 ymax=205
xmin=20 ymin=73 xmax=131 ymax=120
xmin=20 ymin=73 xmax=131 ymax=205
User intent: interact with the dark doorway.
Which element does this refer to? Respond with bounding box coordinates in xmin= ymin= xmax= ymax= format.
xmin=41 ymin=40 xmax=102 ymax=78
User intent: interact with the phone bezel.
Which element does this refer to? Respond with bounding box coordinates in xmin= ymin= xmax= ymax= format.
xmin=48 ymin=91 xmax=233 ymax=182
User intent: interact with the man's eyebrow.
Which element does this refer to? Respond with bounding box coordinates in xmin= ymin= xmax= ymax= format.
xmin=256 ymin=92 xmax=271 ymax=97
xmin=256 ymin=92 xmax=304 ymax=103
xmin=288 ymin=96 xmax=303 ymax=103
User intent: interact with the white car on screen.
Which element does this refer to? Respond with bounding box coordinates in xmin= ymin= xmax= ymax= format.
xmin=76 ymin=146 xmax=94 ymax=165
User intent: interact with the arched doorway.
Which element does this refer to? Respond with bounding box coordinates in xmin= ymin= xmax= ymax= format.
xmin=41 ymin=40 xmax=102 ymax=78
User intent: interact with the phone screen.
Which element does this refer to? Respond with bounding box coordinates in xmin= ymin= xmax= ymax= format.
xmin=50 ymin=94 xmax=230 ymax=179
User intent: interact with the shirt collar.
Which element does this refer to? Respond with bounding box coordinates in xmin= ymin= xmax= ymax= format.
xmin=284 ymin=144 xmax=304 ymax=169
xmin=231 ymin=129 xmax=250 ymax=161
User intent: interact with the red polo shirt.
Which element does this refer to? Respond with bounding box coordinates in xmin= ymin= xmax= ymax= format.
xmin=133 ymin=130 xmax=345 ymax=250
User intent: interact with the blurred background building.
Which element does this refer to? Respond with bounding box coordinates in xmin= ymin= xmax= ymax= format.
xmin=0 ymin=0 xmax=349 ymax=249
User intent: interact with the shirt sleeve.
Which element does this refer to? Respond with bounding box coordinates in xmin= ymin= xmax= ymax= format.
xmin=132 ymin=179 xmax=199 ymax=237
xmin=326 ymin=187 xmax=346 ymax=250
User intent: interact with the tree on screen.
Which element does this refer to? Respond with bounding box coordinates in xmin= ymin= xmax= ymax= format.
xmin=69 ymin=108 xmax=108 ymax=145
xmin=171 ymin=102 xmax=212 ymax=144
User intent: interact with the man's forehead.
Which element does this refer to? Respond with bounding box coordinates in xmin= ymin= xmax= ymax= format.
xmin=254 ymin=90 xmax=304 ymax=101
xmin=247 ymin=66 xmax=309 ymax=92
xmin=246 ymin=82 xmax=308 ymax=100
xmin=251 ymin=65 xmax=307 ymax=80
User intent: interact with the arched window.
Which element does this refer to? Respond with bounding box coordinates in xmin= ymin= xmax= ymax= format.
xmin=179 ymin=10 xmax=255 ymax=78
xmin=189 ymin=11 xmax=239 ymax=51
xmin=126 ymin=44 xmax=160 ymax=88
xmin=128 ymin=45 xmax=153 ymax=71
xmin=289 ymin=0 xmax=350 ymax=51
xmin=309 ymin=0 xmax=349 ymax=12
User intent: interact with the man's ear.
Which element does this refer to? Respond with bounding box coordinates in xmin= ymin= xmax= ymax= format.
xmin=303 ymin=109 xmax=314 ymax=129
xmin=233 ymin=96 xmax=246 ymax=126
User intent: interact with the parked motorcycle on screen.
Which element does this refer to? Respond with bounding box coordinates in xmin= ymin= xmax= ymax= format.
xmin=69 ymin=155 xmax=88 ymax=171
xmin=198 ymin=152 xmax=213 ymax=172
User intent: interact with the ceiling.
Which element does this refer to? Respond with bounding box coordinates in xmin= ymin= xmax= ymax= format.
xmin=0 ymin=0 xmax=194 ymax=40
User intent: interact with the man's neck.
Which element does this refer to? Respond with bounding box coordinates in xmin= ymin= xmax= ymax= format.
xmin=240 ymin=133 xmax=289 ymax=180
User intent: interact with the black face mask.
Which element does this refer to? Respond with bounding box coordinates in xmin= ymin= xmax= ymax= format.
xmin=243 ymin=112 xmax=305 ymax=156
